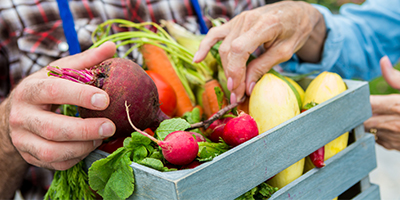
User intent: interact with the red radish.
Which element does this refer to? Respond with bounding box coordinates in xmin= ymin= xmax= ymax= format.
xmin=205 ymin=117 xmax=233 ymax=143
xmin=125 ymin=102 xmax=198 ymax=165
xmin=222 ymin=113 xmax=258 ymax=147
xmin=47 ymin=58 xmax=169 ymax=138
xmin=181 ymin=160 xmax=202 ymax=169
xmin=309 ymin=147 xmax=325 ymax=168
xmin=98 ymin=137 xmax=126 ymax=154
xmin=190 ymin=132 xmax=207 ymax=142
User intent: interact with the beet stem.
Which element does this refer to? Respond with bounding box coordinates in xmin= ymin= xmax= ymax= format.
xmin=188 ymin=96 xmax=246 ymax=130
xmin=125 ymin=101 xmax=160 ymax=144
xmin=46 ymin=66 xmax=94 ymax=84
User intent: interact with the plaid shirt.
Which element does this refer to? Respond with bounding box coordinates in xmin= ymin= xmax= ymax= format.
xmin=0 ymin=0 xmax=267 ymax=102
xmin=0 ymin=0 xmax=270 ymax=198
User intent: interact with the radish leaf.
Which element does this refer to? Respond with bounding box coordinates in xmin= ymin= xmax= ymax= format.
xmin=155 ymin=118 xmax=191 ymax=140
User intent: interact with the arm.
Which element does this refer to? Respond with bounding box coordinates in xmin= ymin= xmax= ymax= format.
xmin=282 ymin=0 xmax=400 ymax=81
xmin=0 ymin=98 xmax=29 ymax=199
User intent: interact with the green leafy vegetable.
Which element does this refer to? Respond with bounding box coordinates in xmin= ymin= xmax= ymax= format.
xmin=44 ymin=104 xmax=95 ymax=200
xmin=89 ymin=147 xmax=134 ymax=200
xmin=214 ymin=86 xmax=225 ymax=110
xmin=235 ymin=182 xmax=278 ymax=200
xmin=197 ymin=141 xmax=230 ymax=161
xmin=155 ymin=118 xmax=191 ymax=140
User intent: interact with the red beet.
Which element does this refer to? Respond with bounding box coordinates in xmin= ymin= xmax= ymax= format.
xmin=222 ymin=113 xmax=259 ymax=147
xmin=125 ymin=103 xmax=198 ymax=166
xmin=205 ymin=117 xmax=233 ymax=143
xmin=47 ymin=58 xmax=169 ymax=138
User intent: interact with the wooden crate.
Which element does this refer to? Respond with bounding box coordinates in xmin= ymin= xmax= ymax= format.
xmin=85 ymin=79 xmax=380 ymax=199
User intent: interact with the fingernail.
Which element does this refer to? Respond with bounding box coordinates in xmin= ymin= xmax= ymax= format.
xmin=91 ymin=93 xmax=108 ymax=109
xmin=227 ymin=77 xmax=233 ymax=91
xmin=93 ymin=139 xmax=103 ymax=148
xmin=230 ymin=92 xmax=237 ymax=104
xmin=192 ymin=52 xmax=199 ymax=63
xmin=249 ymin=82 xmax=256 ymax=95
xmin=99 ymin=122 xmax=115 ymax=137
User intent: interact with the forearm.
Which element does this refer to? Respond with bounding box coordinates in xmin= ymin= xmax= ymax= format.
xmin=295 ymin=5 xmax=327 ymax=63
xmin=0 ymin=97 xmax=29 ymax=199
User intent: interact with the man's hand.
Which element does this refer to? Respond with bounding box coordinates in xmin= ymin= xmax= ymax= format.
xmin=5 ymin=41 xmax=117 ymax=171
xmin=193 ymin=1 xmax=326 ymax=104
xmin=365 ymin=56 xmax=400 ymax=150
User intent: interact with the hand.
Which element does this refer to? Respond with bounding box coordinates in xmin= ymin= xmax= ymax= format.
xmin=194 ymin=1 xmax=325 ymax=103
xmin=364 ymin=56 xmax=400 ymax=150
xmin=6 ymin=41 xmax=117 ymax=170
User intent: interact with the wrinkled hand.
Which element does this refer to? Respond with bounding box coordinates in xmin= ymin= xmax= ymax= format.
xmin=364 ymin=56 xmax=400 ymax=150
xmin=194 ymin=1 xmax=324 ymax=103
xmin=7 ymin=42 xmax=117 ymax=170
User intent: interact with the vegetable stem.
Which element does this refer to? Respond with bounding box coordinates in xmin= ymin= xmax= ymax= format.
xmin=125 ymin=101 xmax=160 ymax=144
xmin=188 ymin=97 xmax=246 ymax=130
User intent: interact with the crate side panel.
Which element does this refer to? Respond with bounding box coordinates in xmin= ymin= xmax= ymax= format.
xmin=269 ymin=134 xmax=377 ymax=200
xmin=352 ymin=184 xmax=381 ymax=200
xmin=128 ymin=167 xmax=178 ymax=200
xmin=173 ymin=82 xmax=372 ymax=200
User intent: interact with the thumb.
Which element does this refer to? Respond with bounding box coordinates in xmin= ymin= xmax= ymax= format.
xmin=380 ymin=56 xmax=400 ymax=90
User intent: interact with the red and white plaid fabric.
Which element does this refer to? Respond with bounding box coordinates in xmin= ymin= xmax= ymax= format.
xmin=0 ymin=0 xmax=273 ymax=198
xmin=0 ymin=0 xmax=266 ymax=102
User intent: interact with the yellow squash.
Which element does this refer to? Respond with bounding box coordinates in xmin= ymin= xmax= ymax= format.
xmin=302 ymin=71 xmax=348 ymax=173
xmin=249 ymin=73 xmax=303 ymax=189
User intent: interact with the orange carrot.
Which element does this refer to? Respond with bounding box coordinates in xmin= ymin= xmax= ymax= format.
xmin=194 ymin=105 xmax=204 ymax=119
xmin=237 ymin=95 xmax=250 ymax=114
xmin=202 ymin=79 xmax=228 ymax=119
xmin=140 ymin=44 xmax=194 ymax=116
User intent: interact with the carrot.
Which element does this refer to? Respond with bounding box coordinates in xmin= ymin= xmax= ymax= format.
xmin=237 ymin=95 xmax=250 ymax=114
xmin=202 ymin=79 xmax=228 ymax=119
xmin=140 ymin=44 xmax=194 ymax=116
xmin=194 ymin=105 xmax=204 ymax=119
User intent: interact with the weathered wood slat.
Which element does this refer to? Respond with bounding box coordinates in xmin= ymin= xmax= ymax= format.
xmin=352 ymin=184 xmax=380 ymax=200
xmin=269 ymin=133 xmax=377 ymax=200
xmin=84 ymin=79 xmax=376 ymax=200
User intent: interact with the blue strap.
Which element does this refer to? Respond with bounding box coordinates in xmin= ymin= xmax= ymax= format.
xmin=56 ymin=0 xmax=81 ymax=55
xmin=190 ymin=0 xmax=209 ymax=34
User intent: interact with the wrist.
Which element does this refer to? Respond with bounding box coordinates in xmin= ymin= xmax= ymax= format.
xmin=296 ymin=3 xmax=327 ymax=63
xmin=0 ymin=97 xmax=30 ymax=198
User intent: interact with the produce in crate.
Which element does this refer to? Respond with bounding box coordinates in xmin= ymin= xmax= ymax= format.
xmin=125 ymin=101 xmax=199 ymax=165
xmin=146 ymin=70 xmax=178 ymax=117
xmin=302 ymin=71 xmax=348 ymax=172
xmin=204 ymin=116 xmax=233 ymax=143
xmin=249 ymin=73 xmax=303 ymax=189
xmin=222 ymin=113 xmax=259 ymax=147
xmin=47 ymin=58 xmax=170 ymax=138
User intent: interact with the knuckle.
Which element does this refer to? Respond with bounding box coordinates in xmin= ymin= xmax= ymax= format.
xmin=8 ymin=107 xmax=22 ymax=128
xmin=218 ymin=43 xmax=229 ymax=56
xmin=230 ymin=40 xmax=246 ymax=54
xmin=278 ymin=46 xmax=294 ymax=61
xmin=22 ymin=79 xmax=46 ymax=102
xmin=79 ymin=122 xmax=92 ymax=140
xmin=44 ymin=80 xmax=60 ymax=101
xmin=38 ymin=147 xmax=56 ymax=163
